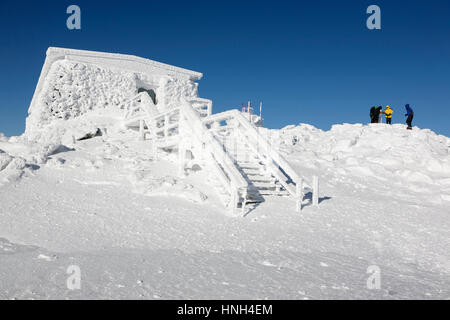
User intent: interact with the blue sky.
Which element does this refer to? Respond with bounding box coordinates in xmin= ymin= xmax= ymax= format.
xmin=0 ymin=0 xmax=449 ymax=136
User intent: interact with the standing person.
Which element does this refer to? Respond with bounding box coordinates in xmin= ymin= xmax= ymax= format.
xmin=383 ymin=105 xmax=394 ymax=124
xmin=405 ymin=104 xmax=414 ymax=130
xmin=370 ymin=106 xmax=382 ymax=123
xmin=375 ymin=106 xmax=383 ymax=123
xmin=370 ymin=106 xmax=377 ymax=123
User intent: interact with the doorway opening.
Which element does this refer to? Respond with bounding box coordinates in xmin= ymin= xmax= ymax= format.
xmin=137 ymin=88 xmax=157 ymax=105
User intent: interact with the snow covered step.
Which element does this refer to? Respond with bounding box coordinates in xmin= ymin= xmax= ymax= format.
xmin=244 ymin=197 xmax=264 ymax=204
xmin=230 ymin=153 xmax=256 ymax=160
xmin=232 ymin=154 xmax=259 ymax=161
xmin=239 ymin=167 xmax=262 ymax=174
xmin=237 ymin=162 xmax=262 ymax=170
xmin=258 ymin=189 xmax=290 ymax=196
xmin=234 ymin=159 xmax=259 ymax=166
xmin=242 ymin=172 xmax=267 ymax=178
xmin=223 ymin=145 xmax=253 ymax=152
xmin=244 ymin=192 xmax=265 ymax=202
xmin=251 ymin=182 xmax=278 ymax=189
xmin=246 ymin=175 xmax=273 ymax=182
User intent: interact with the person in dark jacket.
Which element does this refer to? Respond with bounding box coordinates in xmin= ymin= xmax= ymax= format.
xmin=405 ymin=104 xmax=414 ymax=129
xmin=370 ymin=106 xmax=382 ymax=123
xmin=370 ymin=106 xmax=377 ymax=123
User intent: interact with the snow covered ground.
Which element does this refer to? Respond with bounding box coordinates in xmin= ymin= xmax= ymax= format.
xmin=1 ymin=123 xmax=449 ymax=299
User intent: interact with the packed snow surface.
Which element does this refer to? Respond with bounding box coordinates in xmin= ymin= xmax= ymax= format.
xmin=1 ymin=123 xmax=449 ymax=299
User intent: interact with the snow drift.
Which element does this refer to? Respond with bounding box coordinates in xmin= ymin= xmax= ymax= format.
xmin=1 ymin=120 xmax=450 ymax=299
xmin=268 ymin=123 xmax=450 ymax=203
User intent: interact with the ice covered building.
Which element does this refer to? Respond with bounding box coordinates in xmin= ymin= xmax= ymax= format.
xmin=26 ymin=47 xmax=316 ymax=215
xmin=25 ymin=47 xmax=208 ymax=139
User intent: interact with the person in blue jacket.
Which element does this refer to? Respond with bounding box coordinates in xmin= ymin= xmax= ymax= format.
xmin=405 ymin=104 xmax=414 ymax=129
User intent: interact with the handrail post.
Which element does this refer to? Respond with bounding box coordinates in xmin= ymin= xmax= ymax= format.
xmin=240 ymin=188 xmax=247 ymax=217
xmin=179 ymin=141 xmax=186 ymax=177
xmin=313 ymin=176 xmax=319 ymax=207
xmin=164 ymin=114 xmax=170 ymax=138
xmin=207 ymin=101 xmax=212 ymax=117
xmin=139 ymin=119 xmax=145 ymax=141
xmin=296 ymin=178 xmax=303 ymax=212
xmin=230 ymin=188 xmax=237 ymax=215
xmin=151 ymin=120 xmax=158 ymax=160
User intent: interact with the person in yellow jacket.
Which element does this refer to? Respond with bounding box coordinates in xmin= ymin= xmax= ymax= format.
xmin=383 ymin=105 xmax=394 ymax=124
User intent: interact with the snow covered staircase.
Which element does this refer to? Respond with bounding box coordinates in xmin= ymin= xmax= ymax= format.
xmin=240 ymin=161 xmax=290 ymax=198
xmin=123 ymin=93 xmax=316 ymax=215
xmin=215 ymin=134 xmax=290 ymax=203
xmin=203 ymin=109 xmax=313 ymax=213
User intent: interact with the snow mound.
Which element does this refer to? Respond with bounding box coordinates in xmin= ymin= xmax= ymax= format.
xmin=0 ymin=149 xmax=28 ymax=185
xmin=0 ymin=135 xmax=58 ymax=184
xmin=130 ymin=170 xmax=208 ymax=203
xmin=0 ymin=133 xmax=8 ymax=142
xmin=275 ymin=123 xmax=450 ymax=189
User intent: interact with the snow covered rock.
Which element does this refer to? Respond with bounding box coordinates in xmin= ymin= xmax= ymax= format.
xmin=28 ymin=142 xmax=67 ymax=164
xmin=0 ymin=150 xmax=13 ymax=171
xmin=0 ymin=152 xmax=27 ymax=185
xmin=0 ymin=133 xmax=8 ymax=142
